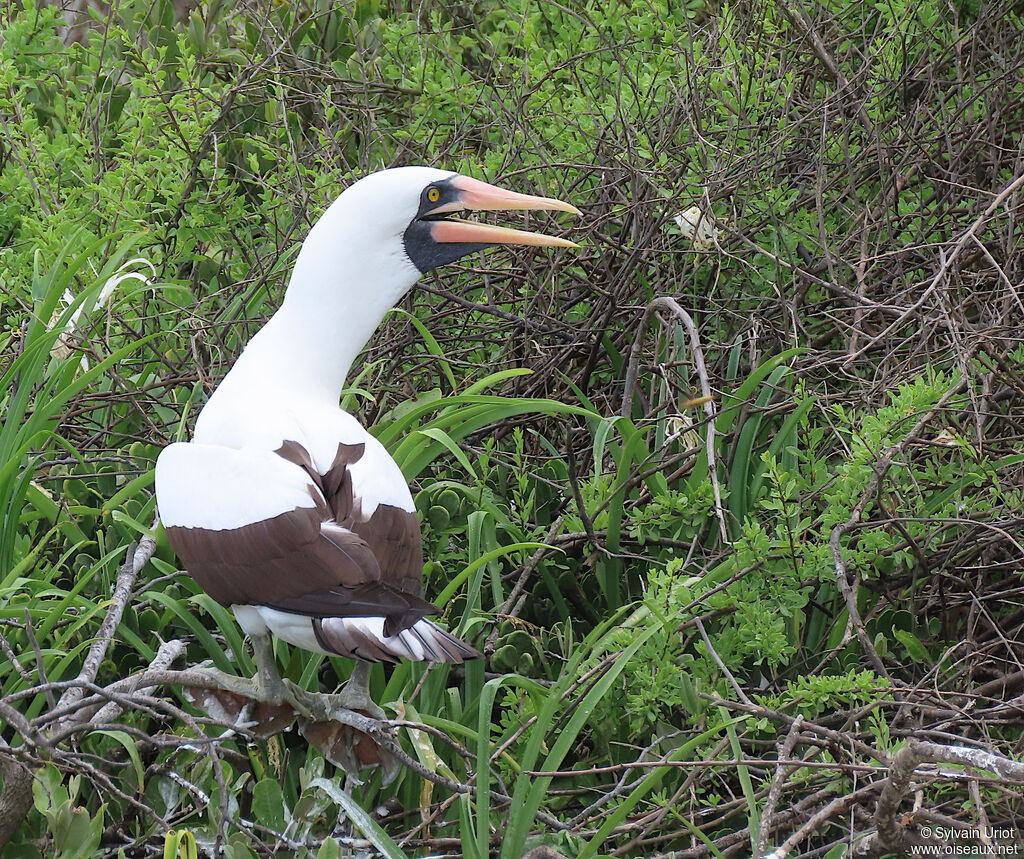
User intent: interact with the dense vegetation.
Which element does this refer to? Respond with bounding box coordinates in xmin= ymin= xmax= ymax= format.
xmin=2 ymin=0 xmax=1023 ymax=856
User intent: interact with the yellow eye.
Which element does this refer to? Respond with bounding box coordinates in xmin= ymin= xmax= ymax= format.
xmin=427 ymin=187 xmax=441 ymax=203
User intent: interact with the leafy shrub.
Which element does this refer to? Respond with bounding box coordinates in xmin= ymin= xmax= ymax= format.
xmin=3 ymin=0 xmax=1023 ymax=855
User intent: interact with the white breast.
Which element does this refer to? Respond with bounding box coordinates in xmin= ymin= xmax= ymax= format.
xmin=182 ymin=390 xmax=414 ymax=519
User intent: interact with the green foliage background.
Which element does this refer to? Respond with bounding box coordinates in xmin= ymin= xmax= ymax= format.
xmin=2 ymin=0 xmax=1023 ymax=856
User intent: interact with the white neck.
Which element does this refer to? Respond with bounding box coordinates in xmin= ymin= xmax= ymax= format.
xmin=197 ymin=194 xmax=422 ymax=434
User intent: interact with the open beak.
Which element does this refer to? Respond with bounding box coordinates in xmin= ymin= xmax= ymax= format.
xmin=428 ymin=175 xmax=581 ymax=248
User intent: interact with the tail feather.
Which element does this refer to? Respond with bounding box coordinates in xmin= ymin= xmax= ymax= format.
xmin=313 ymin=616 xmax=481 ymax=664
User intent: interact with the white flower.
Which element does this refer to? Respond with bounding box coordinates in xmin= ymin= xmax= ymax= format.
xmin=49 ymin=258 xmax=156 ymax=364
xmin=673 ymin=206 xmax=720 ymax=250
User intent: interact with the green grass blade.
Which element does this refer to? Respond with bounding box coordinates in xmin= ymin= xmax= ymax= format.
xmin=308 ymin=778 xmax=409 ymax=859
xmin=501 ymin=620 xmax=661 ymax=858
xmin=576 ymin=718 xmax=743 ymax=859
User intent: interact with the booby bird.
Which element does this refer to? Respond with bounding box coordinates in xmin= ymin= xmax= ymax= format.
xmin=155 ymin=166 xmax=580 ymax=715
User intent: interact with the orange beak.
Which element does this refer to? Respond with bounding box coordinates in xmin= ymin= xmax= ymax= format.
xmin=428 ymin=175 xmax=580 ymax=248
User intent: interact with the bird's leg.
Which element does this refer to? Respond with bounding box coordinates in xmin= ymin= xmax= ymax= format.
xmin=248 ymin=631 xmax=292 ymax=706
xmin=326 ymin=662 xmax=386 ymax=720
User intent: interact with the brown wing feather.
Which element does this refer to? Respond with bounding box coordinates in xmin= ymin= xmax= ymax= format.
xmin=349 ymin=505 xmax=424 ymax=598
xmin=164 ymin=440 xmax=431 ymax=632
xmin=277 ymin=439 xmax=425 ymax=598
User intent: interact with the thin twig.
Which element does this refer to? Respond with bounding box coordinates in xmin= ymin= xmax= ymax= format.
xmin=54 ymin=525 xmax=158 ymax=727
xmin=844 ymin=169 xmax=1024 ymax=365
xmin=694 ymin=617 xmax=754 ymax=706
xmin=621 ymin=296 xmax=728 ymax=541
xmin=755 ymin=716 xmax=805 ymax=859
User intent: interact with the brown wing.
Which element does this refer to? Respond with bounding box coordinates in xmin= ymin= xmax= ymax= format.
xmin=163 ymin=440 xmax=434 ymax=632
xmin=276 ymin=439 xmax=426 ymax=599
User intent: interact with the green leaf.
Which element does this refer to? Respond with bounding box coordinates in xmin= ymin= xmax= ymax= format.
xmin=32 ymin=764 xmax=66 ymax=824
xmin=315 ymin=838 xmax=342 ymax=859
xmin=388 ymin=307 xmax=457 ymax=392
xmin=892 ymin=628 xmax=930 ymax=663
xmin=308 ymin=778 xmax=409 ymax=859
xmin=410 ymin=427 xmax=478 ymax=479
xmin=90 ymin=730 xmax=145 ymax=792
xmin=252 ymin=778 xmax=287 ymax=833
xmin=723 ymin=708 xmax=760 ymax=852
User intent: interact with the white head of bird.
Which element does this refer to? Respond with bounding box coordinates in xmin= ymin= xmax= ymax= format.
xmin=209 ymin=166 xmax=580 ymax=410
